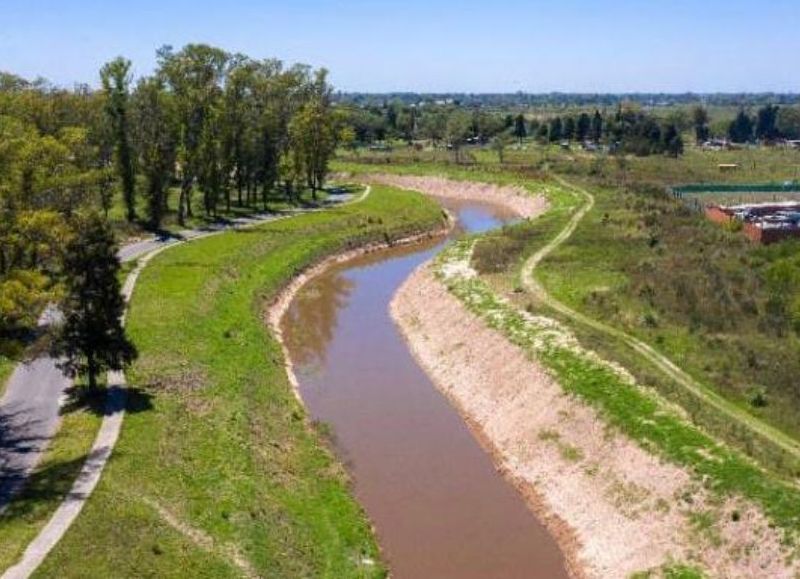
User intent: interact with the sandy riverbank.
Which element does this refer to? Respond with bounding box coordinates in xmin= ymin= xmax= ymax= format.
xmin=380 ymin=174 xmax=797 ymax=578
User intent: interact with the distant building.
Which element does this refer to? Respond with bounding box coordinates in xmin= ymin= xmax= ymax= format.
xmin=702 ymin=139 xmax=730 ymax=151
xmin=706 ymin=201 xmax=800 ymax=244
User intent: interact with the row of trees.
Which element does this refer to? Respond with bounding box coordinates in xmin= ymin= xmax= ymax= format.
xmin=1 ymin=45 xmax=342 ymax=388
xmin=102 ymin=45 xmax=340 ymax=228
xmin=343 ymin=101 xmax=684 ymax=158
xmin=690 ymin=104 xmax=800 ymax=144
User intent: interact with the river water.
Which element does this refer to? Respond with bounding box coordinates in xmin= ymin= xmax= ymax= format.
xmin=281 ymin=197 xmax=569 ymax=578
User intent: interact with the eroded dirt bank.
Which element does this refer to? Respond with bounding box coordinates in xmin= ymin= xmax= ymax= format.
xmin=381 ymin=174 xmax=797 ymax=578
xmin=361 ymin=173 xmax=548 ymax=218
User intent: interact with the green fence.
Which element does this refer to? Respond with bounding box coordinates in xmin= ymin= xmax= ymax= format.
xmin=672 ymin=182 xmax=800 ymax=195
xmin=670 ymin=182 xmax=800 ymax=210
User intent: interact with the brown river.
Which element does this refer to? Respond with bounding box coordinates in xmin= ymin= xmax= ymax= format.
xmin=282 ymin=197 xmax=569 ymax=578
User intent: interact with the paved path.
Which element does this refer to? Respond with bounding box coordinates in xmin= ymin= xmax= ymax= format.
xmin=0 ymin=193 xmax=360 ymax=511
xmin=1 ymin=187 xmax=369 ymax=579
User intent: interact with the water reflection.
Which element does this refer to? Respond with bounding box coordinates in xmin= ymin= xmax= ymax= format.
xmin=282 ymin=273 xmax=355 ymax=374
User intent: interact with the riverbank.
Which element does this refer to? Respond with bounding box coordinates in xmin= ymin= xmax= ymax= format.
xmin=21 ymin=184 xmax=445 ymax=578
xmin=385 ymin=174 xmax=798 ymax=578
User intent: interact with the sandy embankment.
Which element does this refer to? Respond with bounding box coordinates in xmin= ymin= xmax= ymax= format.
xmin=379 ymin=174 xmax=797 ymax=578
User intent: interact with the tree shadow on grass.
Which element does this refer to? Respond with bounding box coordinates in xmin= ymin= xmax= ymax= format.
xmin=60 ymin=385 xmax=154 ymax=418
xmin=0 ymin=386 xmax=153 ymax=519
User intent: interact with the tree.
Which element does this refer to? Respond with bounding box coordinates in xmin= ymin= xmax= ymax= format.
xmin=691 ymin=106 xmax=710 ymax=143
xmin=512 ymin=113 xmax=527 ymax=144
xmin=51 ymin=213 xmax=137 ymax=389
xmin=755 ymin=104 xmax=780 ymax=141
xmin=157 ymin=44 xmax=229 ymax=224
xmin=491 ymin=134 xmax=512 ymax=163
xmin=548 ymin=116 xmax=563 ymax=142
xmin=445 ymin=111 xmax=472 ymax=163
xmin=288 ymin=69 xmax=337 ymax=199
xmin=662 ymin=123 xmax=684 ymax=158
xmin=576 ymin=113 xmax=591 ymax=142
xmin=132 ymin=77 xmax=177 ymax=228
xmin=100 ymin=58 xmax=136 ymax=222
xmin=777 ymin=106 xmax=800 ymax=140
xmin=728 ymin=109 xmax=754 ymax=143
xmin=563 ymin=116 xmax=576 ymax=140
xmin=590 ymin=110 xmax=603 ymax=143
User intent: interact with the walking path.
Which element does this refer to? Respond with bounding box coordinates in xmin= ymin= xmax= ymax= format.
xmin=1 ymin=188 xmax=368 ymax=579
xmin=521 ymin=174 xmax=800 ymax=462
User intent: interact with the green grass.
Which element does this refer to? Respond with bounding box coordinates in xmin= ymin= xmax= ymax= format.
xmin=32 ymin=184 xmax=444 ymax=578
xmin=631 ymin=562 xmax=706 ymax=579
xmin=0 ymin=356 xmax=12 ymax=397
xmin=435 ymin=239 xmax=800 ymax=546
xmin=0 ymin=388 xmax=104 ymax=571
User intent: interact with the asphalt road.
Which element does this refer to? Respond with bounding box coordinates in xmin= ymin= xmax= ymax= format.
xmin=0 ymin=195 xmax=355 ymax=509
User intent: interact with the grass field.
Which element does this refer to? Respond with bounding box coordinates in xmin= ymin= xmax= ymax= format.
xmin=24 ymin=184 xmax=444 ymax=578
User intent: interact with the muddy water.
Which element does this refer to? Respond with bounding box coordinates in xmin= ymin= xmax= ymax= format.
xmin=282 ymin=198 xmax=569 ymax=579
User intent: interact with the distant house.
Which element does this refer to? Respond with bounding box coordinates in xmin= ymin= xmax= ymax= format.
xmin=702 ymin=139 xmax=730 ymax=151
xmin=368 ymin=142 xmax=392 ymax=152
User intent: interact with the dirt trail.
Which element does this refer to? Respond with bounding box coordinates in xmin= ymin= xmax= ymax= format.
xmin=392 ymin=262 xmax=796 ymax=578
xmin=385 ymin=173 xmax=798 ymax=577
xmin=521 ymin=175 xmax=800 ymax=464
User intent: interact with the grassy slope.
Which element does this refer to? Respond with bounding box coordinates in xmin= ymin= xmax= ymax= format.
xmin=32 ymin=184 xmax=444 ymax=578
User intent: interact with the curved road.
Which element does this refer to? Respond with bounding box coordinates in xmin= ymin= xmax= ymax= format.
xmin=0 ymin=192 xmax=359 ymax=511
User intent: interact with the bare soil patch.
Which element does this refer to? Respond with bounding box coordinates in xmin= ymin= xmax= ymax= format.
xmin=362 ymin=174 xmax=548 ymax=218
xmin=391 ymin=263 xmax=798 ymax=578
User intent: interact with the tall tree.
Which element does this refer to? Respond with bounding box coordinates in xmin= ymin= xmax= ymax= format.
xmin=563 ymin=116 xmax=576 ymax=140
xmin=445 ymin=110 xmax=472 ymax=163
xmin=100 ymin=58 xmax=136 ymax=222
xmin=289 ymin=69 xmax=337 ymax=199
xmin=692 ymin=106 xmax=710 ymax=143
xmin=51 ymin=213 xmax=137 ymax=389
xmin=755 ymin=104 xmax=780 ymax=141
xmin=548 ymin=116 xmax=563 ymax=142
xmin=576 ymin=113 xmax=591 ymax=142
xmin=662 ymin=123 xmax=684 ymax=158
xmin=512 ymin=113 xmax=527 ymax=144
xmin=132 ymin=77 xmax=177 ymax=228
xmin=728 ymin=109 xmax=754 ymax=143
xmin=591 ymin=110 xmax=604 ymax=143
xmin=157 ymin=44 xmax=228 ymax=224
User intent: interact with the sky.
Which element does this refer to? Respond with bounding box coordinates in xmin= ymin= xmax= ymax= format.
xmin=1 ymin=0 xmax=799 ymax=93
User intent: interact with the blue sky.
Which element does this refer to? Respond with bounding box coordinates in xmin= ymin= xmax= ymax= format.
xmin=1 ymin=0 xmax=798 ymax=92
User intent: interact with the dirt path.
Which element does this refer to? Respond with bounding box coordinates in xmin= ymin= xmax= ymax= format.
xmin=385 ymin=174 xmax=797 ymax=577
xmin=520 ymin=175 xmax=800 ymax=464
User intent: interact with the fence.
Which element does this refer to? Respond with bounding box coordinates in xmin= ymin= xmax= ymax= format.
xmin=670 ymin=182 xmax=800 ymax=211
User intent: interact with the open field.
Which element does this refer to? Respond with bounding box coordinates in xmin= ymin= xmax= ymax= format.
xmin=13 ymin=184 xmax=444 ymax=578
